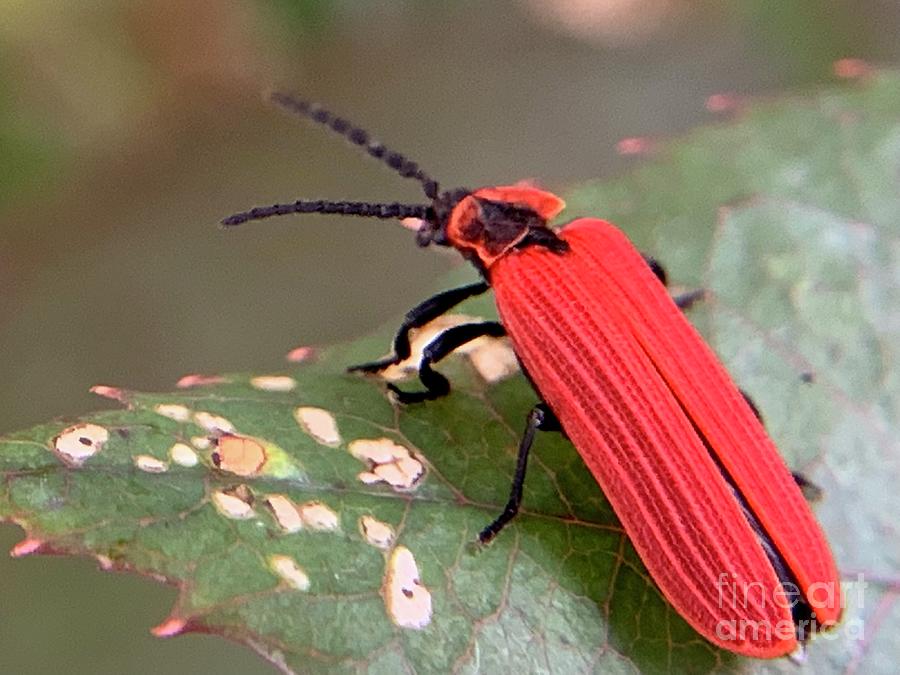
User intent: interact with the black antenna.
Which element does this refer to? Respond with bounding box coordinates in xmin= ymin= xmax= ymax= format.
xmin=270 ymin=92 xmax=440 ymax=200
xmin=221 ymin=200 xmax=431 ymax=227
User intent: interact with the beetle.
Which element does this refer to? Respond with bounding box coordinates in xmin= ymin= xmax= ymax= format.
xmin=222 ymin=93 xmax=842 ymax=658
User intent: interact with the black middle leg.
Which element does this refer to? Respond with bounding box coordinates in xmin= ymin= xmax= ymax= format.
xmin=478 ymin=402 xmax=559 ymax=544
xmin=389 ymin=321 xmax=506 ymax=404
xmin=348 ymin=281 xmax=489 ymax=373
xmin=642 ymin=254 xmax=704 ymax=309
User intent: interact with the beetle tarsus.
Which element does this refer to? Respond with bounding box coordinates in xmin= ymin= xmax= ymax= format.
xmin=674 ymin=288 xmax=705 ymax=310
xmin=347 ymin=282 xmax=490 ymax=374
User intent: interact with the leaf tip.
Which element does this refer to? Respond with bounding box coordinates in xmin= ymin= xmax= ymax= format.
xmin=833 ymin=57 xmax=873 ymax=81
xmin=89 ymin=384 xmax=129 ymax=404
xmin=176 ymin=373 xmax=227 ymax=389
xmin=10 ymin=538 xmax=43 ymax=558
xmin=151 ymin=617 xmax=189 ymax=638
xmin=285 ymin=345 xmax=316 ymax=363
xmin=616 ymin=136 xmax=656 ymax=157
xmin=705 ymin=92 xmax=745 ymax=115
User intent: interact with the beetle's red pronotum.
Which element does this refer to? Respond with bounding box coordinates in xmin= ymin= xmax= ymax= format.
xmin=223 ymin=93 xmax=842 ymax=658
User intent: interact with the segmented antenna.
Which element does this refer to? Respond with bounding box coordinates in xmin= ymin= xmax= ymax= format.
xmin=270 ymin=92 xmax=440 ymax=200
xmin=221 ymin=200 xmax=431 ymax=227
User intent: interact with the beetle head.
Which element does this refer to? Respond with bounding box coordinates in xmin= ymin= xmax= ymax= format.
xmin=221 ymin=94 xmax=567 ymax=270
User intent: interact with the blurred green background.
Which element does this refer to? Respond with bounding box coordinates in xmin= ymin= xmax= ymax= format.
xmin=1 ymin=1 xmax=898 ymax=673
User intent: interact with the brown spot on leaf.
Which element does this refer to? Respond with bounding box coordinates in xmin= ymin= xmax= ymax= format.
xmin=383 ymin=546 xmax=432 ymax=629
xmin=52 ymin=423 xmax=109 ymax=467
xmin=211 ymin=434 xmax=267 ymax=477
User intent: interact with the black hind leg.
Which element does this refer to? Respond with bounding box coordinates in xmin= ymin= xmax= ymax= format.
xmin=642 ymin=254 xmax=704 ymax=309
xmin=740 ymin=389 xmax=823 ymax=502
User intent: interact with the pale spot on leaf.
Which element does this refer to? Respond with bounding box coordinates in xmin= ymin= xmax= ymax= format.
xmin=265 ymin=494 xmax=303 ymax=533
xmin=348 ymin=438 xmax=409 ymax=464
xmin=384 ymin=546 xmax=432 ymax=629
xmin=348 ymin=437 xmax=424 ymax=490
xmin=52 ymin=423 xmax=109 ymax=467
xmin=268 ymin=554 xmax=310 ymax=591
xmin=359 ymin=515 xmax=395 ymax=549
xmin=294 ymin=407 xmax=341 ymax=446
xmin=191 ymin=436 xmax=212 ymax=450
xmin=468 ymin=337 xmax=519 ymax=383
xmin=134 ymin=455 xmax=168 ymax=473
xmin=212 ymin=486 xmax=255 ymax=520
xmin=193 ymin=411 xmax=235 ymax=434
xmin=211 ymin=434 xmax=266 ymax=477
xmin=154 ymin=403 xmax=192 ymax=422
xmin=169 ymin=443 xmax=198 ymax=467
xmin=357 ymin=471 xmax=381 ymax=484
xmin=250 ymin=375 xmax=297 ymax=392
xmin=297 ymin=501 xmax=339 ymax=531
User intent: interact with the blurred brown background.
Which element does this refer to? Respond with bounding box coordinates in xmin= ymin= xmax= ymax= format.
xmin=1 ymin=2 xmax=898 ymax=673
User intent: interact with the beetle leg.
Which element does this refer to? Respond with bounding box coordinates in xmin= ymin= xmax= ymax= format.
xmin=642 ymin=254 xmax=704 ymax=309
xmin=673 ymin=289 xmax=705 ymax=310
xmin=348 ymin=281 xmax=490 ymax=373
xmin=388 ymin=321 xmax=506 ymax=404
xmin=642 ymin=254 xmax=668 ymax=286
xmin=741 ymin=388 xmax=823 ymax=501
xmin=478 ymin=402 xmax=557 ymax=544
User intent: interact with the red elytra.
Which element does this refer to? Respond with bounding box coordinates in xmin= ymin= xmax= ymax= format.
xmin=487 ymin=207 xmax=841 ymax=657
xmin=223 ymin=95 xmax=842 ymax=658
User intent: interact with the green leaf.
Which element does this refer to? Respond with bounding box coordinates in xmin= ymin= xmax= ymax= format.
xmin=2 ymin=70 xmax=899 ymax=674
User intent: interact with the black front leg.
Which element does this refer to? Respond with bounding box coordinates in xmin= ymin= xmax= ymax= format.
xmin=389 ymin=321 xmax=506 ymax=404
xmin=348 ymin=281 xmax=489 ymax=373
xmin=478 ymin=402 xmax=559 ymax=544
